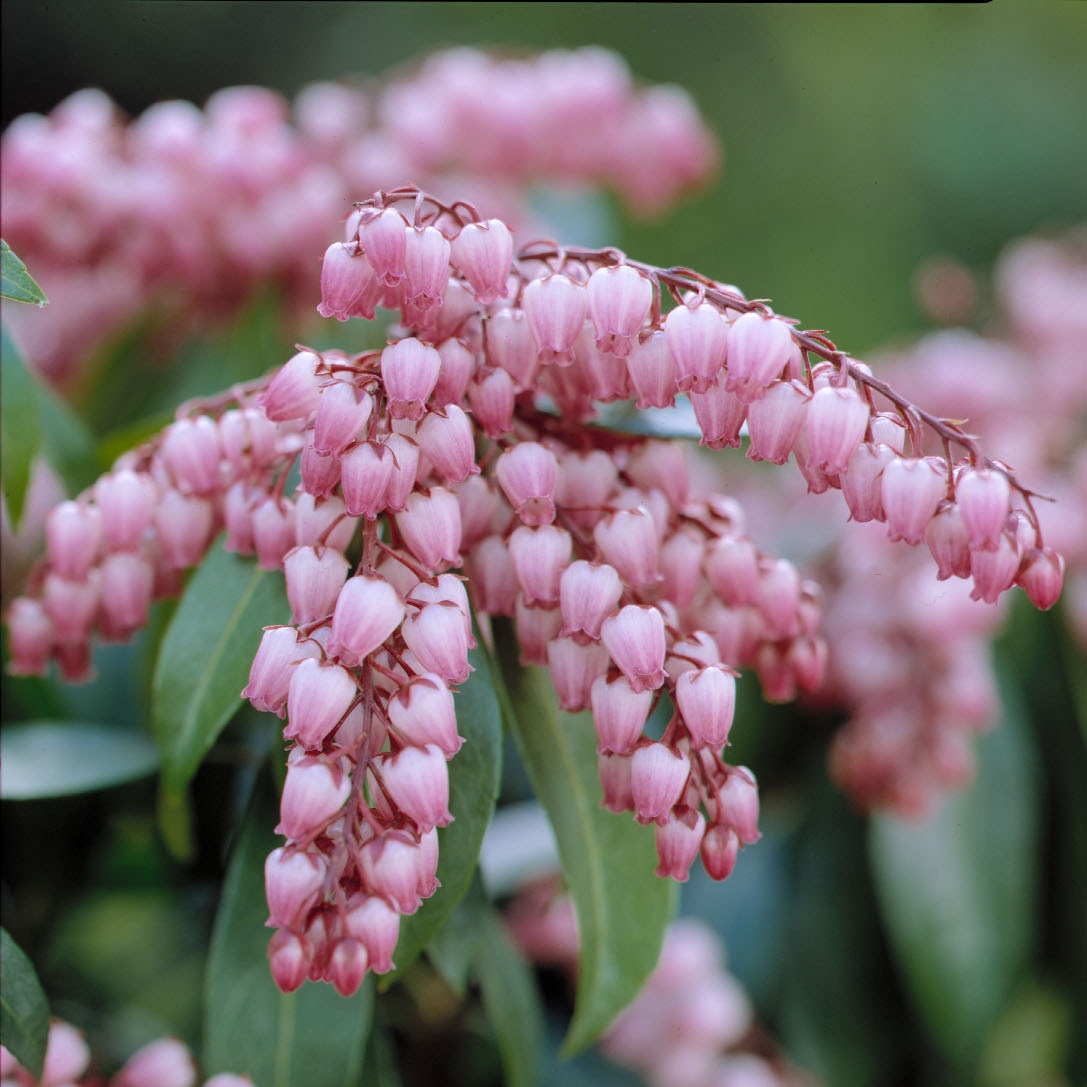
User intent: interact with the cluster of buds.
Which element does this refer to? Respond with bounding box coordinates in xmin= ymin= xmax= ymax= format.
xmin=5 ymin=401 xmax=304 ymax=683
xmin=0 ymin=1023 xmax=248 ymax=1087
xmin=5 ymin=187 xmax=1064 ymax=994
xmin=793 ymin=230 xmax=1085 ymax=813
xmin=507 ymin=886 xmax=812 ymax=1087
xmin=0 ymin=47 xmax=716 ymax=383
xmin=819 ymin=523 xmax=1007 ymax=815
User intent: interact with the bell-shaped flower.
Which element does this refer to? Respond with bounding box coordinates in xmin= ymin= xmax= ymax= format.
xmin=715 ymin=767 xmax=760 ymax=844
xmin=45 ymin=501 xmax=102 ymax=579
xmin=665 ymin=300 xmax=728 ymax=393
xmin=676 ymin=666 xmax=736 ymax=748
xmin=452 ymin=218 xmax=514 ymax=304
xmin=523 ymin=273 xmax=588 ymax=365
xmin=590 ymin=674 xmax=652 ymax=754
xmin=654 ymin=806 xmax=706 ymax=882
xmin=381 ymin=338 xmax=442 ymax=421
xmin=401 ymin=601 xmax=473 ymax=683
xmin=588 ymin=264 xmax=654 ymax=358
xmin=387 ymin=673 xmax=463 ymax=755
xmin=328 ymin=574 xmax=404 ymax=666
xmin=378 ymin=744 xmax=453 ymax=831
xmin=600 ymin=604 xmax=667 ymax=693
xmin=395 ymin=487 xmax=462 ymax=571
xmin=559 ymin=560 xmax=623 ymax=643
xmin=285 ymin=658 xmax=358 ymax=748
xmin=724 ymin=312 xmax=795 ymax=403
xmin=277 ymin=756 xmax=352 ymax=842
xmin=495 ymin=442 xmax=558 ymax=527
xmin=630 ymin=742 xmax=690 ymax=823
xmin=265 ymin=846 xmax=326 ymax=929
xmin=882 ymin=456 xmax=947 ymax=544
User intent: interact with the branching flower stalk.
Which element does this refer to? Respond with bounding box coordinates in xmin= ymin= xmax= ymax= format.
xmin=4 ymin=186 xmax=1065 ymax=997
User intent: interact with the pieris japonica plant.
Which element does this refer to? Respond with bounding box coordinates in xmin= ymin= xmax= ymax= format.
xmin=0 ymin=48 xmax=1078 ymax=1087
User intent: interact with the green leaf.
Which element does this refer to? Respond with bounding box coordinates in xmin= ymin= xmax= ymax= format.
xmin=426 ymin=886 xmax=482 ymax=996
xmin=204 ymin=772 xmax=372 ymax=1086
xmin=472 ymin=885 xmax=546 ymax=1087
xmin=1 ymin=240 xmax=47 ymax=305
xmin=491 ymin=621 xmax=676 ymax=1054
xmin=385 ymin=640 xmax=503 ymax=978
xmin=0 ymin=928 xmax=50 ymax=1080
xmin=1 ymin=328 xmax=44 ymax=525
xmin=778 ymin=773 xmax=909 ymax=1087
xmin=0 ymin=721 xmax=160 ymax=799
xmin=869 ymin=678 xmax=1039 ymax=1072
xmin=33 ymin=379 xmax=101 ymax=497
xmin=151 ymin=539 xmax=289 ymax=792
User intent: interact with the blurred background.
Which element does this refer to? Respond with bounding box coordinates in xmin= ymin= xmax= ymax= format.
xmin=2 ymin=4 xmax=1085 ymax=1086
xmin=4 ymin=1 xmax=1085 ymax=352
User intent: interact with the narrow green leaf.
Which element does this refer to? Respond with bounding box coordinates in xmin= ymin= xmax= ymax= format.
xmin=33 ymin=379 xmax=101 ymax=497
xmin=204 ymin=773 xmax=372 ymax=1086
xmin=473 ymin=885 xmax=546 ymax=1087
xmin=426 ymin=885 xmax=483 ymax=996
xmin=361 ymin=1019 xmax=404 ymax=1087
xmin=492 ymin=621 xmax=676 ymax=1054
xmin=778 ymin=774 xmax=909 ymax=1087
xmin=0 ymin=721 xmax=160 ymax=799
xmin=151 ymin=539 xmax=289 ymax=792
xmin=1 ymin=240 xmax=48 ymax=305
xmin=0 ymin=928 xmax=50 ymax=1080
xmin=869 ymin=680 xmax=1039 ymax=1071
xmin=385 ymin=640 xmax=503 ymax=978
xmin=157 ymin=781 xmax=195 ymax=863
xmin=1 ymin=328 xmax=44 ymax=526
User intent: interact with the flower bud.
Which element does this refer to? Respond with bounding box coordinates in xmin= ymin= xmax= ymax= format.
xmin=243 ymin=626 xmax=322 ymax=716
xmin=631 ymin=743 xmax=690 ymax=823
xmin=955 ymin=467 xmax=1011 ymax=551
xmin=804 ymin=384 xmax=870 ymax=472
xmin=654 ymin=807 xmax=706 ymax=882
xmin=590 ymin=674 xmax=652 ymax=754
xmin=381 ymin=338 xmax=441 ymax=421
xmin=452 ymin=218 xmax=514 ymax=304
xmin=725 ymin=312 xmax=796 ymax=402
xmin=378 ymin=744 xmax=453 ymax=831
xmin=113 ymin=1037 xmax=197 ymax=1087
xmin=882 ymin=456 xmax=947 ymax=545
xmin=523 ymin=274 xmax=588 ymax=365
xmin=715 ymin=767 xmax=760 ymax=844
xmin=495 ymin=442 xmax=559 ymax=527
xmin=600 ymin=604 xmax=667 ymax=693
xmin=665 ymin=300 xmax=728 ymax=393
xmin=265 ymin=846 xmax=326 ymax=929
xmin=587 ymin=264 xmax=653 ymax=358
xmin=559 ymin=560 xmax=623 ymax=643
xmin=328 ymin=574 xmax=405 ymax=666
xmin=676 ymin=666 xmax=736 ymax=748
xmin=509 ymin=523 xmax=572 ymax=606
xmin=387 ymin=674 xmax=463 ymax=755
xmin=45 ymin=500 xmax=102 ymax=579
xmin=268 ymin=930 xmax=311 ymax=993
xmin=277 ymin=756 xmax=352 ymax=841
xmin=285 ymin=658 xmax=358 ymax=748
xmin=313 ymin=381 xmax=373 ymax=457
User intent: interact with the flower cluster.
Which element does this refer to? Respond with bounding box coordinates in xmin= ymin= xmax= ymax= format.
xmin=0 ymin=47 xmax=716 ymax=383
xmin=0 ymin=1023 xmax=247 ymax=1087
xmin=770 ymin=230 xmax=1084 ymax=814
xmin=507 ymin=886 xmax=812 ymax=1087
xmin=5 ymin=188 xmax=1063 ymax=995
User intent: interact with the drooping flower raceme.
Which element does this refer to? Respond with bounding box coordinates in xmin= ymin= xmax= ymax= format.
xmin=4 ymin=188 xmax=1063 ymax=996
